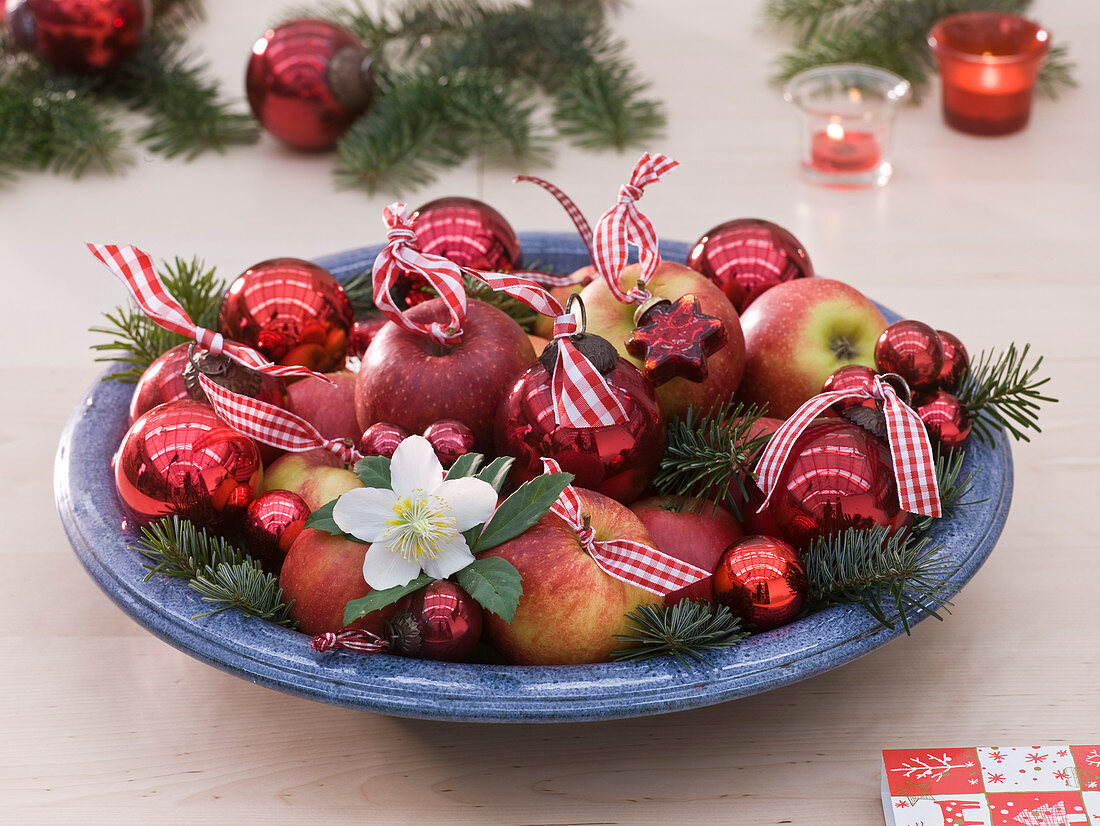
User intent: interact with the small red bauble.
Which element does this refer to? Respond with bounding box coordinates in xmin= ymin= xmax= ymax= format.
xmin=395 ymin=580 xmax=483 ymax=662
xmin=916 ymin=390 xmax=972 ymax=450
xmin=348 ymin=317 xmax=386 ymax=358
xmin=686 ymin=218 xmax=814 ymax=313
xmin=359 ymin=422 xmax=410 ymax=458
xmin=6 ymin=0 xmax=150 ymax=74
xmin=713 ymin=536 xmax=807 ymax=631
xmin=410 ymin=197 xmax=521 ymax=272
xmin=495 ymin=354 xmax=665 ymax=505
xmin=767 ymin=419 xmax=913 ymax=551
xmin=246 ymin=19 xmax=374 ymax=150
xmin=219 ymin=258 xmax=353 ymax=373
xmin=129 ymin=343 xmax=193 ymax=424
xmin=874 ymin=320 xmax=945 ymax=392
xmin=936 ymin=329 xmax=970 ymax=392
xmin=243 ymin=490 xmax=310 ymax=570
xmin=822 ymin=363 xmax=879 ymax=413
xmin=423 ymin=419 xmax=475 ymax=468
xmin=113 ymin=400 xmax=262 ymax=528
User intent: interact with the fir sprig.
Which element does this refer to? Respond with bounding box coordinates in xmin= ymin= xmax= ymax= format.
xmin=653 ymin=400 xmax=773 ymax=518
xmin=956 ymin=343 xmax=1055 ymax=445
xmin=89 ymin=256 xmax=225 ymax=382
xmin=611 ymin=600 xmax=749 ymax=666
xmin=341 ymin=267 xmax=377 ymax=316
xmin=912 ymin=446 xmax=981 ymax=535
xmin=134 ymin=516 xmax=297 ymax=627
xmin=804 ymin=527 xmax=959 ymax=633
xmin=554 ymin=59 xmax=666 ymax=152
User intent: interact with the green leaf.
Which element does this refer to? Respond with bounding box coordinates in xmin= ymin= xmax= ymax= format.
xmin=476 ymin=456 xmax=515 ymax=493
xmin=454 ymin=557 xmax=523 ymax=622
xmin=343 ymin=574 xmax=433 ymax=626
xmin=354 ymin=455 xmax=392 ymax=489
xmin=445 ymin=452 xmax=485 ymax=480
xmin=471 ymin=472 xmax=574 ymax=552
xmin=303 ymin=499 xmax=367 ymax=543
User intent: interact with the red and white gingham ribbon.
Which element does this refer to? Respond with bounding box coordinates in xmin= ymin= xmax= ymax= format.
xmin=754 ymin=376 xmax=942 ymax=518
xmin=87 ymin=243 xmax=328 ymax=381
xmin=548 ymin=314 xmax=629 ymax=428
xmin=592 ymin=153 xmax=680 ymax=306
xmin=198 ymin=373 xmax=360 ymax=465
xmin=542 ymin=459 xmax=708 ymax=596
xmin=310 ymin=629 xmax=389 ymax=653
xmin=515 ymin=174 xmax=595 ymax=265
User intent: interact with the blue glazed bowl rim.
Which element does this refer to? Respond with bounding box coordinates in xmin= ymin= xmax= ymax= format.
xmin=54 ymin=233 xmax=1013 ymax=723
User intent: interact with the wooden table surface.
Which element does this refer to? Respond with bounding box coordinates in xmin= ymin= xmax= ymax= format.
xmin=2 ymin=1 xmax=1097 ymax=823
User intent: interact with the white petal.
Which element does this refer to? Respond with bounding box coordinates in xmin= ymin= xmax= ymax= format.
xmin=332 ymin=487 xmax=399 ymax=543
xmin=434 ymin=477 xmax=498 ymax=531
xmin=420 ymin=534 xmax=475 ymax=580
xmin=390 ymin=435 xmax=444 ymax=498
xmin=361 ymin=542 xmax=423 ymax=591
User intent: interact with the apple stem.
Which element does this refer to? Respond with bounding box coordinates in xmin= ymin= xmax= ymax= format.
xmin=581 ymin=512 xmax=592 ymax=532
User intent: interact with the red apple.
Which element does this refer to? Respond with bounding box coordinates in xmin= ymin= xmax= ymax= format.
xmin=481 ymin=488 xmax=662 ymax=665
xmin=287 ymin=370 xmax=360 ymax=443
xmin=261 ymin=448 xmax=361 ymax=511
xmin=579 ymin=261 xmax=746 ymax=422
xmin=355 ymin=298 xmax=536 ymax=452
xmin=629 ymin=496 xmax=744 ymax=603
xmin=737 ymin=277 xmax=887 ymax=420
xmin=280 ymin=529 xmax=396 ymax=636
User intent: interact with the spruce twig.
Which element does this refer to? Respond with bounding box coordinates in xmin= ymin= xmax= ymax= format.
xmin=342 ymin=267 xmax=377 ymax=316
xmin=554 ymin=59 xmax=666 ymax=152
xmin=611 ymin=601 xmax=749 ymax=666
xmin=955 ymin=343 xmax=1056 ymax=445
xmin=912 ymin=446 xmax=982 ymax=535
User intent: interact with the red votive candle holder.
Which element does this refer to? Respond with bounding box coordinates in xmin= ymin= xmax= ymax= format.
xmin=784 ymin=64 xmax=910 ymax=188
xmin=929 ymin=12 xmax=1050 ymax=136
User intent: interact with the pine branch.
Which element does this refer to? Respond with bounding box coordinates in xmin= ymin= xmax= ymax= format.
xmin=134 ymin=516 xmax=297 ymax=628
xmin=955 ymin=343 xmax=1055 ymax=445
xmin=1037 ymin=44 xmax=1077 ymax=99
xmin=342 ymin=267 xmax=377 ymax=316
xmin=803 ymin=527 xmax=959 ymax=633
xmin=911 ymin=445 xmax=982 ymax=535
xmin=611 ymin=600 xmax=749 ymax=666
xmin=554 ymin=59 xmax=666 ymax=152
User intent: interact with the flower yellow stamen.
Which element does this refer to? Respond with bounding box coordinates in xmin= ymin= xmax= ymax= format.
xmin=384 ymin=490 xmax=457 ymax=560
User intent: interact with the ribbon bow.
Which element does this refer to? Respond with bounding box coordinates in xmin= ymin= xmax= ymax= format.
xmin=754 ymin=376 xmax=942 ymax=518
xmin=87 ymin=244 xmax=328 ymax=381
xmin=198 ymin=374 xmax=361 ymax=465
xmin=592 ymin=152 xmax=680 ymax=306
xmin=542 ymin=458 xmax=708 ymax=596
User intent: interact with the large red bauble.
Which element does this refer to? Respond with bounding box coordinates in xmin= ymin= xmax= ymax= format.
xmin=355 ymin=298 xmax=536 ymax=452
xmin=713 ymin=536 xmax=807 ymax=631
xmin=395 ymin=580 xmax=483 ymax=663
xmin=246 ymin=19 xmax=374 ymax=150
xmin=495 ymin=358 xmax=665 ymax=504
xmin=936 ymin=329 xmax=970 ymax=392
xmin=916 ymin=390 xmax=972 ymax=450
xmin=410 ymin=197 xmax=521 ymax=272
xmin=767 ymin=419 xmax=913 ymax=551
xmin=242 ymin=490 xmax=310 ymax=570
xmin=6 ymin=0 xmax=150 ymax=74
xmin=129 ymin=343 xmax=192 ymax=424
xmin=219 ymin=258 xmax=353 ymax=373
xmin=687 ymin=218 xmax=814 ymax=314
xmin=874 ymin=320 xmax=945 ymax=392
xmin=112 ymin=400 xmax=262 ymax=528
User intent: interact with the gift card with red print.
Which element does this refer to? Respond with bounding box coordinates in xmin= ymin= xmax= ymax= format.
xmin=882 ymin=746 xmax=1100 ymax=826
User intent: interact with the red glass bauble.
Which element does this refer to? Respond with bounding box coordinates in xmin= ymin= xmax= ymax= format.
xmin=822 ymin=363 xmax=879 ymax=413
xmin=410 ymin=197 xmax=521 ymax=272
xmin=874 ymin=320 xmax=945 ymax=392
xmin=423 ymin=419 xmax=475 ymax=468
xmin=348 ymin=317 xmax=386 ymax=358
xmin=246 ymin=19 xmax=374 ymax=150
xmin=113 ymin=400 xmax=262 ymax=528
xmin=936 ymin=329 xmax=970 ymax=392
xmin=6 ymin=0 xmax=150 ymax=74
xmin=359 ymin=422 xmax=410 ymax=458
xmin=219 ymin=258 xmax=353 ymax=373
xmin=713 ymin=536 xmax=807 ymax=631
xmin=767 ymin=419 xmax=913 ymax=551
xmin=626 ymin=294 xmax=728 ymax=385
xmin=243 ymin=490 xmax=310 ymax=570
xmin=495 ymin=358 xmax=666 ymax=504
xmin=395 ymin=580 xmax=483 ymax=662
xmin=917 ymin=390 xmax=972 ymax=450
xmin=686 ymin=218 xmax=814 ymax=313
xmin=129 ymin=343 xmax=192 ymax=424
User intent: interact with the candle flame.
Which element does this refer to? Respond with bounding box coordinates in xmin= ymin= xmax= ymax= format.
xmin=826 ymin=122 xmax=845 ymax=141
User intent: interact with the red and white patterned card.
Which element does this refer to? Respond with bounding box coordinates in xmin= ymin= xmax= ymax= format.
xmin=882 ymin=746 xmax=1100 ymax=825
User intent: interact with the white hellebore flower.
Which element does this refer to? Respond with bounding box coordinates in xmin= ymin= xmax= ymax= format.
xmin=332 ymin=435 xmax=497 ymax=591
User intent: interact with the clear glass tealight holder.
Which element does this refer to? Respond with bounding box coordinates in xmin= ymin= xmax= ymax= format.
xmin=783 ymin=64 xmax=911 ymax=188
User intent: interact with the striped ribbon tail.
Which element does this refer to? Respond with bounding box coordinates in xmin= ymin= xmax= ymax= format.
xmin=514 ymin=174 xmax=595 ymax=263
xmin=310 ymin=629 xmax=390 ymax=653
xmin=550 ymin=315 xmax=629 ymax=428
xmin=465 ymin=268 xmax=566 ymax=318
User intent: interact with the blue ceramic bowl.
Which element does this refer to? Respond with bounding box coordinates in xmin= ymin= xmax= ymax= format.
xmin=54 ymin=234 xmax=1013 ymax=723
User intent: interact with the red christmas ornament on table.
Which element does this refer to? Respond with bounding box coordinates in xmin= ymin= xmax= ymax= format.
xmin=625 ymin=294 xmax=727 ymax=385
xmin=358 ymin=422 xmax=410 ymax=458
xmin=875 ymin=320 xmax=945 ymax=392
xmin=410 ymin=197 xmax=522 ymax=272
xmin=935 ymin=329 xmax=970 ymax=392
xmin=113 ymin=400 xmax=262 ymax=528
xmin=713 ymin=536 xmax=807 ymax=631
xmin=394 ymin=580 xmax=483 ymax=662
xmin=916 ymin=390 xmax=972 ymax=450
xmin=822 ymin=364 xmax=879 ymax=413
xmin=423 ymin=419 xmax=476 ymax=468
xmin=246 ymin=19 xmax=374 ymax=150
xmin=219 ymin=258 xmax=353 ymax=374
xmin=242 ymin=490 xmax=310 ymax=570
xmin=348 ymin=317 xmax=386 ymax=358
xmin=6 ymin=0 xmax=151 ymax=74
xmin=129 ymin=343 xmax=193 ymax=424
xmin=687 ymin=218 xmax=814 ymax=313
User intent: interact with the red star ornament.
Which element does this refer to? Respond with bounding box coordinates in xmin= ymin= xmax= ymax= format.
xmin=626 ymin=294 xmax=727 ymax=385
